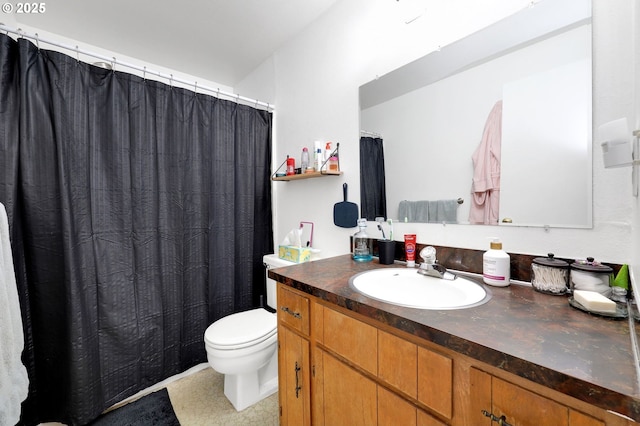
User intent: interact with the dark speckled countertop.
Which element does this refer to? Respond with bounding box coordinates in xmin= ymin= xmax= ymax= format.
xmin=269 ymin=254 xmax=640 ymax=422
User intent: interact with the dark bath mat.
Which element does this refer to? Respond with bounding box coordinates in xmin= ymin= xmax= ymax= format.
xmin=89 ymin=388 xmax=180 ymax=426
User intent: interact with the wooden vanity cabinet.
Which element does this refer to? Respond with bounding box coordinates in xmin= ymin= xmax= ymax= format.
xmin=277 ymin=285 xmax=311 ymax=426
xmin=316 ymin=348 xmax=378 ymax=425
xmin=312 ymin=298 xmax=452 ymax=426
xmin=276 ymin=283 xmax=636 ymax=426
xmin=468 ymin=367 xmax=637 ymax=426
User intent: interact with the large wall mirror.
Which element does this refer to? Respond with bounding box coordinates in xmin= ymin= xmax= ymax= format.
xmin=359 ymin=0 xmax=592 ymax=228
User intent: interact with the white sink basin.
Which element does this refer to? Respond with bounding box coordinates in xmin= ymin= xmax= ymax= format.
xmin=349 ymin=268 xmax=490 ymax=310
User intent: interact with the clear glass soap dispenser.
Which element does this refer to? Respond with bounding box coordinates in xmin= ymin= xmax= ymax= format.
xmin=352 ymin=218 xmax=373 ymax=262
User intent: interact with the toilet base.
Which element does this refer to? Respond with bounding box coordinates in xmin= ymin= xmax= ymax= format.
xmin=223 ymin=349 xmax=278 ymax=411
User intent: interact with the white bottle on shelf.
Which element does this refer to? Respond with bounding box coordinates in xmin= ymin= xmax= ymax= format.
xmin=314 ymin=140 xmax=324 ymax=171
xmin=301 ymin=147 xmax=310 ymax=172
xmin=315 ymin=148 xmax=323 ymax=171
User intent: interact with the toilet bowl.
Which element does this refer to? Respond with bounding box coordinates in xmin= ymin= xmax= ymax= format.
xmin=204 ymin=254 xmax=295 ymax=411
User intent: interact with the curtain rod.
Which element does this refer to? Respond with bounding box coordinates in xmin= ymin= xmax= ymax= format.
xmin=360 ymin=130 xmax=382 ymax=138
xmin=0 ymin=24 xmax=275 ymax=112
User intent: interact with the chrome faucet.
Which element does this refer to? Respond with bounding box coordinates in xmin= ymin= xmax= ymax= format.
xmin=417 ymin=246 xmax=456 ymax=280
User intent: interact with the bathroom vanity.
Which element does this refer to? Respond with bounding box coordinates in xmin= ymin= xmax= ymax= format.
xmin=270 ymin=255 xmax=640 ymax=425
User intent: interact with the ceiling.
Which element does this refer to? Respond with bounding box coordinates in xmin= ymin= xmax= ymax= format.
xmin=13 ymin=0 xmax=340 ymax=88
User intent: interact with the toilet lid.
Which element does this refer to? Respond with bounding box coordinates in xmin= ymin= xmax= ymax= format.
xmin=205 ymin=308 xmax=276 ymax=349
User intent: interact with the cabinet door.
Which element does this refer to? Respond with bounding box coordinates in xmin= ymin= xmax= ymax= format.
xmin=322 ymin=306 xmax=377 ymax=375
xmin=378 ymin=385 xmax=447 ymax=426
xmin=378 ymin=330 xmax=417 ymax=398
xmin=378 ymin=385 xmax=416 ymax=426
xmin=417 ymin=409 xmax=448 ymax=426
xmin=469 ymin=368 xmax=492 ymax=426
xmin=320 ymin=349 xmax=377 ymax=425
xmin=279 ymin=325 xmax=310 ymax=426
xmin=569 ymin=410 xmax=605 ymax=426
xmin=470 ymin=368 xmax=611 ymax=426
xmin=492 ymin=376 xmax=568 ymax=426
xmin=417 ymin=346 xmax=453 ymax=420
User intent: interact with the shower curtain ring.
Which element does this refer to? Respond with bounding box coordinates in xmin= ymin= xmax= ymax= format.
xmin=111 ymin=57 xmax=116 ymax=71
xmin=170 ymin=74 xmax=173 ymax=87
xmin=142 ymin=66 xmax=146 ymax=81
xmin=194 ymin=81 xmax=198 ymax=94
xmin=75 ymin=45 xmax=80 ymax=63
xmin=35 ymin=33 xmax=40 ymax=50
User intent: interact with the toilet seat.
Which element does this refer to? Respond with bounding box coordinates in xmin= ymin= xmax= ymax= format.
xmin=205 ymin=308 xmax=276 ymax=350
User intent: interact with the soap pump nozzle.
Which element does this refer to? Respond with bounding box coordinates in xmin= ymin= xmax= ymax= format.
xmin=489 ymin=237 xmax=503 ymax=250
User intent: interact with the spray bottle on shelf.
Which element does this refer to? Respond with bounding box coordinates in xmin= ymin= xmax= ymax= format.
xmin=325 ymin=142 xmax=332 ymax=163
xmin=483 ymin=238 xmax=510 ymax=286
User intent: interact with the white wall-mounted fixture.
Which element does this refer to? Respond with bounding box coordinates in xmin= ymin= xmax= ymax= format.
xmin=597 ymin=118 xmax=640 ymax=196
xmin=599 ymin=118 xmax=632 ymax=168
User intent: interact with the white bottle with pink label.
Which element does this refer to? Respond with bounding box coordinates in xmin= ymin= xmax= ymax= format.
xmin=483 ymin=238 xmax=510 ymax=287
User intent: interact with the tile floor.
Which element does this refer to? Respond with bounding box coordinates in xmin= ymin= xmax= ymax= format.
xmin=166 ymin=365 xmax=279 ymax=425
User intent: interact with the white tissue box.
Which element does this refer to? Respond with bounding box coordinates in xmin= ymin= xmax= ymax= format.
xmin=278 ymin=245 xmax=312 ymax=263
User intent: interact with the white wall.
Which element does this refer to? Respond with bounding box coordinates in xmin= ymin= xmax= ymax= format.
xmin=239 ymin=0 xmax=637 ymax=265
xmin=632 ymin=0 xmax=640 ymax=296
xmin=12 ymin=0 xmax=636 ymax=268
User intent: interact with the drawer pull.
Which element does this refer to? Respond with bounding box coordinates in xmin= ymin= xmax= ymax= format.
xmin=280 ymin=306 xmax=302 ymax=319
xmin=482 ymin=410 xmax=512 ymax=426
xmin=295 ymin=361 xmax=302 ymax=398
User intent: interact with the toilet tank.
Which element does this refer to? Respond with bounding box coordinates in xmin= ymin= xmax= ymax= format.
xmin=263 ymin=254 xmax=295 ymax=310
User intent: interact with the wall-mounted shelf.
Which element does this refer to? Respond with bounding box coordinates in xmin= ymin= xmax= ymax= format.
xmin=272 ymin=171 xmax=342 ymax=181
xmin=273 ymin=142 xmax=342 ymax=182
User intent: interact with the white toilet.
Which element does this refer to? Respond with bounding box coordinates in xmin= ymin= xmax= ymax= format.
xmin=204 ymin=254 xmax=294 ymax=411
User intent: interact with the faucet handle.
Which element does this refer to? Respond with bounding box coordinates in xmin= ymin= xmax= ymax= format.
xmin=418 ymin=246 xmax=457 ymax=280
xmin=420 ymin=246 xmax=436 ymax=264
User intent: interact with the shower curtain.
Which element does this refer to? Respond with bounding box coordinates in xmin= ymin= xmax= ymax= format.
xmin=359 ymin=136 xmax=387 ymax=220
xmin=0 ymin=34 xmax=273 ymax=425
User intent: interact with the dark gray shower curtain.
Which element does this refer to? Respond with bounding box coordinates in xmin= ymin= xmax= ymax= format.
xmin=0 ymin=34 xmax=273 ymax=425
xmin=360 ymin=136 xmax=387 ymax=220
